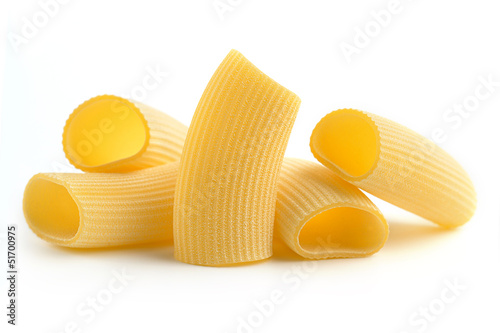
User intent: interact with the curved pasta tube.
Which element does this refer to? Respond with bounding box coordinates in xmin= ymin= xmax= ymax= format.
xmin=173 ymin=50 xmax=301 ymax=266
xmin=276 ymin=158 xmax=387 ymax=259
xmin=310 ymin=109 xmax=476 ymax=227
xmin=63 ymin=95 xmax=187 ymax=173
xmin=24 ymin=159 xmax=387 ymax=261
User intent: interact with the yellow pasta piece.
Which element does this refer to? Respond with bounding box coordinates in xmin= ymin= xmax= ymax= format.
xmin=23 ymin=163 xmax=177 ymax=247
xmin=310 ymin=109 xmax=476 ymax=227
xmin=63 ymin=95 xmax=187 ymax=173
xmin=276 ymin=158 xmax=388 ymax=259
xmin=174 ymin=50 xmax=301 ymax=266
xmin=24 ymin=158 xmax=387 ymax=261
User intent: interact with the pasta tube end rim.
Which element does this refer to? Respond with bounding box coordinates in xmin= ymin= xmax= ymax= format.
xmin=62 ymin=95 xmax=151 ymax=173
xmin=294 ymin=203 xmax=388 ymax=259
xmin=310 ymin=108 xmax=381 ymax=182
xmin=23 ymin=174 xmax=83 ymax=246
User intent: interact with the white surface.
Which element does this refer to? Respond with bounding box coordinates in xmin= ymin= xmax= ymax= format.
xmin=1 ymin=0 xmax=499 ymax=332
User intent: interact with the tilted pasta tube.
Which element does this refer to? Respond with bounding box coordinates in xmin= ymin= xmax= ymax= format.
xmin=63 ymin=95 xmax=187 ymax=173
xmin=23 ymin=159 xmax=388 ymax=260
xmin=173 ymin=50 xmax=301 ymax=266
xmin=276 ymin=158 xmax=387 ymax=259
xmin=310 ymin=109 xmax=476 ymax=227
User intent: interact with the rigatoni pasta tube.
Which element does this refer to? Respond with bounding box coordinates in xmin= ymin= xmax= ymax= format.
xmin=23 ymin=163 xmax=178 ymax=247
xmin=310 ymin=108 xmax=476 ymax=227
xmin=276 ymin=158 xmax=387 ymax=259
xmin=63 ymin=95 xmax=187 ymax=173
xmin=23 ymin=159 xmax=387 ymax=260
xmin=174 ymin=50 xmax=301 ymax=266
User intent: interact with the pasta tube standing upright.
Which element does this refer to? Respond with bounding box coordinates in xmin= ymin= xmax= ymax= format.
xmin=174 ymin=50 xmax=301 ymax=265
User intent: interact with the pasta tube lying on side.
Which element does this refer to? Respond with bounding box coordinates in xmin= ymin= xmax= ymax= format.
xmin=276 ymin=158 xmax=387 ymax=259
xmin=310 ymin=108 xmax=476 ymax=227
xmin=23 ymin=163 xmax=178 ymax=248
xmin=24 ymin=159 xmax=388 ymax=260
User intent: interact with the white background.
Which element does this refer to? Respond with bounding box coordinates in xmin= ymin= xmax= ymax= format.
xmin=1 ymin=0 xmax=500 ymax=332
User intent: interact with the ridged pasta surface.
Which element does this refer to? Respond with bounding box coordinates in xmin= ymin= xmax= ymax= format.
xmin=310 ymin=109 xmax=476 ymax=227
xmin=174 ymin=50 xmax=301 ymax=265
xmin=24 ymin=158 xmax=387 ymax=262
xmin=276 ymin=158 xmax=388 ymax=259
xmin=23 ymin=164 xmax=178 ymax=247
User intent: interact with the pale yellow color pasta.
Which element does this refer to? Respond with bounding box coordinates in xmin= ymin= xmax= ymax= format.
xmin=310 ymin=109 xmax=476 ymax=227
xmin=63 ymin=95 xmax=187 ymax=173
xmin=23 ymin=163 xmax=177 ymax=247
xmin=276 ymin=158 xmax=387 ymax=259
xmin=24 ymin=159 xmax=387 ymax=261
xmin=28 ymin=53 xmax=473 ymax=262
xmin=174 ymin=50 xmax=301 ymax=266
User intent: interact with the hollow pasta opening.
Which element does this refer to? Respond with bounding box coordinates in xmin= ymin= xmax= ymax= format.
xmin=64 ymin=95 xmax=148 ymax=169
xmin=24 ymin=177 xmax=80 ymax=241
xmin=298 ymin=207 xmax=386 ymax=256
xmin=311 ymin=110 xmax=379 ymax=179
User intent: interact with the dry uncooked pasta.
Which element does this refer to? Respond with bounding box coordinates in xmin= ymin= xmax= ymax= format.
xmin=23 ymin=163 xmax=177 ymax=247
xmin=24 ymin=52 xmax=472 ymax=265
xmin=23 ymin=159 xmax=388 ymax=260
xmin=174 ymin=50 xmax=301 ymax=266
xmin=63 ymin=95 xmax=187 ymax=173
xmin=276 ymin=158 xmax=387 ymax=259
xmin=310 ymin=108 xmax=476 ymax=227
